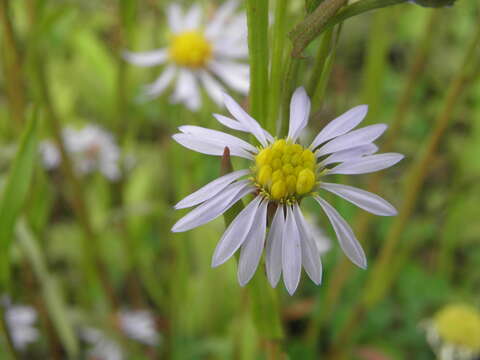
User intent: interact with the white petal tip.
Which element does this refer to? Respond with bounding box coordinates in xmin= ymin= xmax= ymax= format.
xmin=286 ymin=287 xmax=297 ymax=296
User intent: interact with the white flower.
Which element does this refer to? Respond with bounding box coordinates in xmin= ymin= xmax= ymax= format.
xmin=124 ymin=1 xmax=249 ymax=111
xmin=119 ymin=310 xmax=159 ymax=346
xmin=172 ymin=87 xmax=404 ymax=295
xmin=5 ymin=305 xmax=39 ymax=350
xmin=82 ymin=327 xmax=123 ymax=360
xmin=40 ymin=124 xmax=122 ymax=181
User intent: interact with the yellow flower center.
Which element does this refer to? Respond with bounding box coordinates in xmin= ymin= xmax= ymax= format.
xmin=169 ymin=31 xmax=212 ymax=68
xmin=434 ymin=304 xmax=480 ymax=351
xmin=254 ymin=139 xmax=317 ymax=202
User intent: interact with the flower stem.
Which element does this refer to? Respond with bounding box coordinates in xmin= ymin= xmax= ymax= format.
xmin=328 ymin=18 xmax=480 ymax=358
xmin=246 ymin=0 xmax=269 ymax=124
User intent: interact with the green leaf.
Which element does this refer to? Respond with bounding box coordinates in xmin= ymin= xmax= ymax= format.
xmin=0 ymin=109 xmax=39 ymax=290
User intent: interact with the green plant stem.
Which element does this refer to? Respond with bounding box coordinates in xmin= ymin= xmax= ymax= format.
xmin=280 ymin=56 xmax=301 ymax=137
xmin=289 ymin=0 xmax=347 ymax=57
xmin=267 ymin=0 xmax=288 ymax=134
xmin=246 ymin=0 xmax=269 ymax=124
xmin=328 ymin=20 xmax=480 ymax=359
xmin=304 ymin=12 xmax=439 ymax=347
xmin=0 ymin=0 xmax=26 ymax=130
xmin=307 ymin=30 xmax=333 ymax=95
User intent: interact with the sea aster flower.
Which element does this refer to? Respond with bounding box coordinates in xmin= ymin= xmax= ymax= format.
xmin=119 ymin=309 xmax=159 ymax=346
xmin=82 ymin=327 xmax=123 ymax=360
xmin=5 ymin=305 xmax=39 ymax=350
xmin=124 ymin=1 xmax=248 ymax=110
xmin=171 ymin=87 xmax=403 ymax=294
xmin=423 ymin=304 xmax=480 ymax=360
xmin=40 ymin=124 xmax=122 ymax=181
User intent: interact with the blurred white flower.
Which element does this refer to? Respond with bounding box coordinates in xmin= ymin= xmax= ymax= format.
xmin=82 ymin=327 xmax=123 ymax=360
xmin=119 ymin=309 xmax=159 ymax=346
xmin=124 ymin=1 xmax=249 ymax=110
xmin=40 ymin=124 xmax=122 ymax=181
xmin=5 ymin=305 xmax=39 ymax=350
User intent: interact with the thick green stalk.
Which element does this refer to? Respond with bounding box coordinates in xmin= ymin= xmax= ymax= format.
xmin=307 ymin=30 xmax=333 ymax=95
xmin=246 ymin=0 xmax=269 ymax=124
xmin=305 ymin=12 xmax=439 ymax=347
xmin=329 ymin=20 xmax=480 ymax=358
xmin=267 ymin=0 xmax=288 ymax=134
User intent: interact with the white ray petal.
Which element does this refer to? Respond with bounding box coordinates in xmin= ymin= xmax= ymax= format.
xmin=210 ymin=61 xmax=249 ymax=94
xmin=143 ymin=66 xmax=176 ymax=98
xmin=205 ymin=0 xmax=239 ymax=38
xmin=183 ymin=4 xmax=202 ymax=30
xmin=282 ymin=206 xmax=302 ymax=295
xmin=172 ymin=133 xmax=254 ymax=159
xmin=214 ymin=43 xmax=249 ymax=59
xmin=167 ymin=4 xmax=184 ymax=33
xmin=320 ymin=182 xmax=397 ymax=216
xmin=178 ymin=125 xmax=258 ymax=154
xmin=238 ymin=200 xmax=268 ymax=286
xmin=175 ymin=169 xmax=249 ymax=209
xmin=288 ymin=87 xmax=311 ymax=141
xmin=316 ymin=124 xmax=387 ymax=157
xmin=212 ymin=196 xmax=263 ymax=267
xmin=213 ymin=114 xmax=274 ymax=142
xmin=293 ymin=205 xmax=322 ymax=285
xmin=310 ymin=105 xmax=369 ymax=149
xmin=200 ymin=71 xmax=225 ymax=106
xmin=171 ymin=70 xmax=201 ymax=111
xmin=319 ymin=144 xmax=378 ymax=164
xmin=171 ymin=180 xmax=252 ymax=232
xmin=265 ymin=206 xmax=285 ymax=287
xmin=222 ymin=92 xmax=268 ymax=147
xmin=328 ymin=153 xmax=404 ymax=175
xmin=123 ymin=49 xmax=168 ymax=66
xmin=314 ymin=196 xmax=367 ymax=269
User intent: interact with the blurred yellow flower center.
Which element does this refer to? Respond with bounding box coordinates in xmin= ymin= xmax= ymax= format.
xmin=169 ymin=31 xmax=212 ymax=68
xmin=434 ymin=304 xmax=480 ymax=351
xmin=255 ymin=139 xmax=317 ymax=201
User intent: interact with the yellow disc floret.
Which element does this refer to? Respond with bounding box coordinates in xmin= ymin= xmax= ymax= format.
xmin=169 ymin=31 xmax=212 ymax=68
xmin=434 ymin=304 xmax=480 ymax=351
xmin=254 ymin=140 xmax=317 ymax=201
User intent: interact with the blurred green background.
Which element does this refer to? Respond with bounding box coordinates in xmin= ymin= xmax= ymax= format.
xmin=0 ymin=0 xmax=479 ymax=359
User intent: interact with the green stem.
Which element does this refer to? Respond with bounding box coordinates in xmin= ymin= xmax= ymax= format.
xmin=246 ymin=0 xmax=269 ymax=124
xmin=267 ymin=0 xmax=288 ymax=134
xmin=307 ymin=30 xmax=333 ymax=95
xmin=280 ymin=56 xmax=301 ymax=137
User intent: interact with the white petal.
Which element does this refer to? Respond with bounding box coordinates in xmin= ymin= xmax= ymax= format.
xmin=178 ymin=125 xmax=258 ymax=154
xmin=214 ymin=42 xmax=249 ymax=59
xmin=310 ymin=105 xmax=369 ymax=149
xmin=238 ymin=200 xmax=268 ymax=286
xmin=123 ymin=49 xmax=168 ymax=66
xmin=288 ymin=87 xmax=311 ymax=141
xmin=320 ymin=182 xmax=397 ymax=216
xmin=171 ymin=70 xmax=201 ymax=111
xmin=222 ymin=92 xmax=268 ymax=147
xmin=314 ymin=196 xmax=367 ymax=269
xmin=212 ymin=196 xmax=263 ymax=267
xmin=200 ymin=71 xmax=225 ymax=106
xmin=143 ymin=66 xmax=176 ymax=98
xmin=316 ymin=124 xmax=387 ymax=157
xmin=167 ymin=4 xmax=184 ymax=33
xmin=172 ymin=133 xmax=254 ymax=159
xmin=319 ymin=144 xmax=378 ymax=164
xmin=175 ymin=169 xmax=249 ymax=209
xmin=282 ymin=206 xmax=302 ymax=295
xmin=293 ymin=205 xmax=322 ymax=285
xmin=171 ymin=180 xmax=252 ymax=232
xmin=210 ymin=61 xmax=249 ymax=94
xmin=265 ymin=206 xmax=285 ymax=287
xmin=183 ymin=4 xmax=202 ymax=30
xmin=205 ymin=0 xmax=239 ymax=38
xmin=328 ymin=153 xmax=404 ymax=175
xmin=213 ymin=114 xmax=274 ymax=142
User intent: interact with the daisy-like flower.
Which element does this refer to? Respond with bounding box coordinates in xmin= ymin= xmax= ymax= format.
xmin=82 ymin=327 xmax=123 ymax=360
xmin=40 ymin=124 xmax=122 ymax=181
xmin=5 ymin=305 xmax=39 ymax=350
xmin=423 ymin=304 xmax=480 ymax=360
xmin=119 ymin=309 xmax=159 ymax=346
xmin=171 ymin=87 xmax=403 ymax=295
xmin=124 ymin=1 xmax=248 ymax=110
